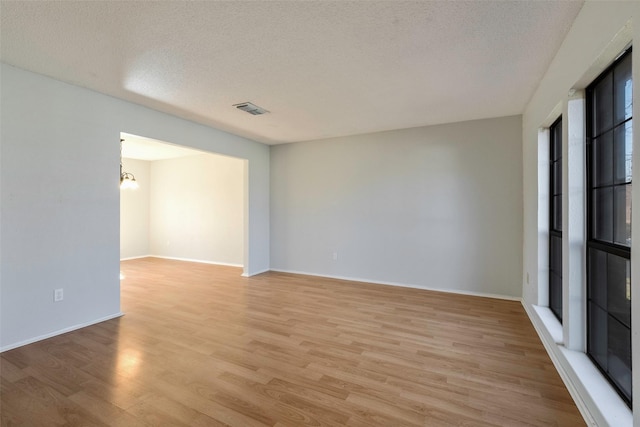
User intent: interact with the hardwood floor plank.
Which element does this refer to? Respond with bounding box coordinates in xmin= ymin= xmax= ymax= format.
xmin=1 ymin=258 xmax=585 ymax=426
xmin=345 ymin=393 xmax=425 ymax=425
xmin=0 ymin=358 xmax=27 ymax=383
xmin=68 ymin=391 xmax=148 ymax=427
xmin=148 ymin=373 xmax=274 ymax=427
xmin=1 ymin=377 xmax=64 ymax=426
xmin=125 ymin=392 xmax=207 ymax=427
xmin=3 ymin=375 xmax=109 ymax=426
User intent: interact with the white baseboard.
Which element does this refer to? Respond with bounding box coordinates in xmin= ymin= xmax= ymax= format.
xmin=521 ymin=301 xmax=632 ymax=427
xmin=242 ymin=268 xmax=270 ymax=277
xmin=120 ymin=255 xmax=150 ymax=261
xmin=147 ymin=255 xmax=243 ymax=268
xmin=0 ymin=312 xmax=124 ymax=353
xmin=269 ymin=268 xmax=521 ymax=301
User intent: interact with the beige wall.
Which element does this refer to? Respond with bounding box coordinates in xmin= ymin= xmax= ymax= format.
xmin=120 ymin=158 xmax=151 ymax=259
xmin=149 ymin=154 xmax=244 ymax=266
xmin=120 ymin=154 xmax=244 ymax=266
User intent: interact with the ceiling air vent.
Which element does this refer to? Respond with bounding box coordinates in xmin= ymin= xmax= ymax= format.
xmin=233 ymin=102 xmax=269 ymax=115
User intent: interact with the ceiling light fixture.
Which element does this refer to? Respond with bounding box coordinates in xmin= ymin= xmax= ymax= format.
xmin=120 ymin=138 xmax=139 ymax=190
xmin=233 ymin=102 xmax=269 ymax=115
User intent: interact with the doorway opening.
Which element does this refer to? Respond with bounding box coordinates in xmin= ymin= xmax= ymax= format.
xmin=118 ymin=132 xmax=247 ymax=278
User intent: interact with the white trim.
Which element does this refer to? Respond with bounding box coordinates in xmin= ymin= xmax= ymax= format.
xmin=120 ymin=255 xmax=150 ymax=261
xmin=0 ymin=312 xmax=124 ymax=353
xmin=522 ymin=301 xmax=632 ymax=427
xmin=537 ymin=127 xmax=551 ymax=308
xmin=563 ymin=93 xmax=586 ymax=352
xmin=242 ymin=268 xmax=270 ymax=277
xmin=269 ymin=268 xmax=521 ymax=301
xmin=148 ymin=255 xmax=243 ymax=268
xmin=534 ymin=303 xmax=564 ymax=345
xmin=524 ymin=302 xmax=594 ymax=425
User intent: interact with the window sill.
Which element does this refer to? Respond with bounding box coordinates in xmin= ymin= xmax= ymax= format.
xmin=527 ymin=304 xmax=632 ymax=426
xmin=534 ymin=304 xmax=563 ymax=344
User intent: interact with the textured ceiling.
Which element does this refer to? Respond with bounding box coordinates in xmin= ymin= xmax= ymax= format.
xmin=0 ymin=1 xmax=583 ymax=145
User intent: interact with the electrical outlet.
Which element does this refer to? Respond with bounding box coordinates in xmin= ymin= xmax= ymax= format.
xmin=332 ymin=251 xmax=338 ymax=261
xmin=54 ymin=288 xmax=64 ymax=302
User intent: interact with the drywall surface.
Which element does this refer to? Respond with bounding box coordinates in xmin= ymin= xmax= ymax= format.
xmin=120 ymin=158 xmax=150 ymax=259
xmin=0 ymin=63 xmax=269 ymax=350
xmin=271 ymin=116 xmax=523 ymax=298
xmin=150 ymin=154 xmax=244 ymax=265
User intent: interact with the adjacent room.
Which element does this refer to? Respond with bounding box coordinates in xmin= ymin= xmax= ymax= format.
xmin=1 ymin=1 xmax=639 ymax=426
xmin=119 ymin=133 xmax=245 ymax=269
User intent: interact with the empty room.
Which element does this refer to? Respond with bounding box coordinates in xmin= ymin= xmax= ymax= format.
xmin=1 ymin=1 xmax=639 ymax=426
xmin=119 ymin=134 xmax=245 ymax=269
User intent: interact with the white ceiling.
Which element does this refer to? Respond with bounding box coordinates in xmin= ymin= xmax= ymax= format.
xmin=120 ymin=133 xmax=205 ymax=161
xmin=0 ymin=1 xmax=583 ymax=145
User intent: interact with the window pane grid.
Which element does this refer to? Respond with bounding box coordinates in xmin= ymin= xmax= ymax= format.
xmin=549 ymin=117 xmax=562 ymax=322
xmin=586 ymin=47 xmax=632 ymax=406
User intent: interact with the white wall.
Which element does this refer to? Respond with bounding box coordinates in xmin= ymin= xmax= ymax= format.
xmin=120 ymin=158 xmax=150 ymax=259
xmin=0 ymin=63 xmax=270 ymax=350
xmin=271 ymin=116 xmax=523 ymax=298
xmin=149 ymin=154 xmax=244 ymax=266
xmin=521 ymin=2 xmax=640 ymax=425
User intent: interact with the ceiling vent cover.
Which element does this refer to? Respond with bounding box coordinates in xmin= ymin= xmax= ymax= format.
xmin=233 ymin=102 xmax=269 ymax=115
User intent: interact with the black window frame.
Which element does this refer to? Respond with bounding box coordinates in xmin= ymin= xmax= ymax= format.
xmin=549 ymin=116 xmax=563 ymax=322
xmin=586 ymin=47 xmax=633 ymax=407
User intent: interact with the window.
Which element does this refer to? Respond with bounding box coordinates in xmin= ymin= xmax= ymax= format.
xmin=549 ymin=117 xmax=563 ymax=322
xmin=586 ymin=48 xmax=632 ymax=405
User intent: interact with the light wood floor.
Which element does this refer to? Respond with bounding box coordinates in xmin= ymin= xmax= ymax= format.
xmin=1 ymin=257 xmax=584 ymax=426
